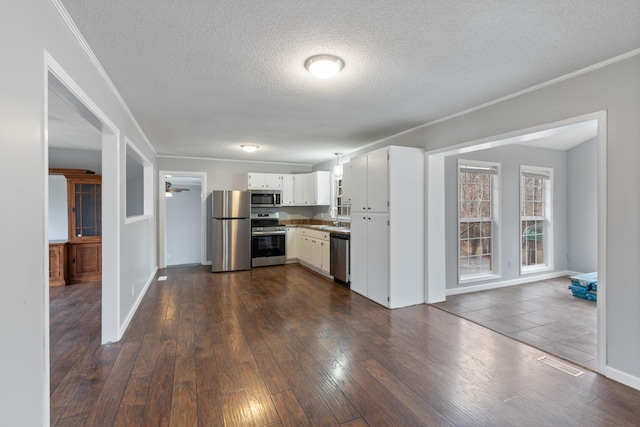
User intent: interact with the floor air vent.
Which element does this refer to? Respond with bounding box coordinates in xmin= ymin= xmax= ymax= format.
xmin=157 ymin=276 xmax=168 ymax=281
xmin=537 ymin=356 xmax=585 ymax=377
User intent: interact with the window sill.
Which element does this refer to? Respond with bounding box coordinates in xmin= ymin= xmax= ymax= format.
xmin=125 ymin=213 xmax=153 ymax=224
xmin=459 ymin=273 xmax=501 ymax=285
xmin=521 ymin=265 xmax=553 ymax=275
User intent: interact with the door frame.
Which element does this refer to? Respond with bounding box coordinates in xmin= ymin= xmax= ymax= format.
xmin=425 ymin=110 xmax=607 ymax=373
xmin=44 ymin=51 xmax=121 ymax=419
xmin=158 ymin=170 xmax=207 ymax=268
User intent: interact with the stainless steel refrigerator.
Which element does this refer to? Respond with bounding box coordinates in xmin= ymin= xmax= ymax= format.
xmin=211 ymin=190 xmax=251 ymax=272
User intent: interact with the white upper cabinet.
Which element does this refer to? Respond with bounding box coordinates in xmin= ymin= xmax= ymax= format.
xmin=247 ymin=173 xmax=282 ymax=190
xmin=281 ymin=174 xmax=295 ymax=206
xmin=293 ymin=173 xmax=309 ymax=204
xmin=341 ymin=161 xmax=352 ymax=205
xmin=281 ymin=171 xmax=331 ymax=206
xmin=249 ymin=171 xmax=331 ymax=206
xmin=351 ymin=148 xmax=388 ymax=213
xmin=350 ymin=156 xmax=368 ymax=212
xmin=308 ymin=171 xmax=330 ymax=205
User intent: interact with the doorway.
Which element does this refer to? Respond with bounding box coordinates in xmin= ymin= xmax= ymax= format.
xmin=158 ymin=171 xmax=207 ymax=268
xmin=426 ymin=111 xmax=606 ymax=372
xmin=44 ymin=54 xmax=121 ymax=424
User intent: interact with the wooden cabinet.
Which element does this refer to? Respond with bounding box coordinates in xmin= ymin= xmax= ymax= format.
xmin=68 ymin=242 xmax=102 ymax=284
xmin=298 ymin=228 xmax=331 ymax=274
xmin=66 ymin=173 xmax=102 ymax=284
xmin=350 ymin=146 xmax=424 ymax=308
xmin=49 ymin=242 xmax=68 ymax=287
xmin=247 ymin=173 xmax=282 ymax=190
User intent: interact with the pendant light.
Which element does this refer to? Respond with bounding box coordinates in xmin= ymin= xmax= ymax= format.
xmin=333 ymin=153 xmax=343 ymax=180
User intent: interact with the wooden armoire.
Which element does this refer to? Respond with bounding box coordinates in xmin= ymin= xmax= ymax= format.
xmin=51 ymin=169 xmax=102 ymax=284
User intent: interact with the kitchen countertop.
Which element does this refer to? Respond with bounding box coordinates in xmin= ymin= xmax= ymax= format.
xmin=281 ymin=223 xmax=351 ymax=236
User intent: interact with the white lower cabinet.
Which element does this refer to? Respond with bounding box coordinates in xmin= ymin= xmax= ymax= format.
xmin=351 ymin=214 xmax=389 ymax=306
xmin=285 ymin=227 xmax=298 ymax=261
xmin=299 ymin=228 xmax=330 ymax=274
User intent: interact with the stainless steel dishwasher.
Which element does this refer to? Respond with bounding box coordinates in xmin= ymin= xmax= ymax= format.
xmin=330 ymin=233 xmax=350 ymax=286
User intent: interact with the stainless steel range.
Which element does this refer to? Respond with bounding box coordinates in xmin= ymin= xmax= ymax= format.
xmin=251 ymin=212 xmax=286 ymax=267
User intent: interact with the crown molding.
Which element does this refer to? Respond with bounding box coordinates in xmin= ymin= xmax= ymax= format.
xmin=50 ymin=0 xmax=158 ymax=157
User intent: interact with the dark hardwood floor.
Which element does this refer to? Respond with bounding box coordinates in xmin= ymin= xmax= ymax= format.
xmin=50 ymin=265 xmax=640 ymax=426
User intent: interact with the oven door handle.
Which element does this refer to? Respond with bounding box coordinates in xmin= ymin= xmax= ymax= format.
xmin=252 ymin=230 xmax=286 ymax=236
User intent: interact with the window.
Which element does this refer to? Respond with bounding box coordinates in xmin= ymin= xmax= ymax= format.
xmin=125 ymin=140 xmax=153 ymax=222
xmin=458 ymin=161 xmax=500 ymax=281
xmin=335 ymin=175 xmax=350 ymax=218
xmin=520 ymin=166 xmax=552 ymax=271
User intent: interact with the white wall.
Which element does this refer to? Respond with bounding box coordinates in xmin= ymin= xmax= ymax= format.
xmin=48 ymin=175 xmax=68 ymax=241
xmin=49 ymin=147 xmax=102 ymax=173
xmin=379 ymin=53 xmax=640 ymax=384
xmin=0 ymin=1 xmax=158 ymax=424
xmin=567 ymin=138 xmax=597 ymax=273
xmin=166 ymin=184 xmax=202 ymax=265
xmin=157 ymin=156 xmax=312 ymax=191
xmin=444 ymin=144 xmax=568 ymax=289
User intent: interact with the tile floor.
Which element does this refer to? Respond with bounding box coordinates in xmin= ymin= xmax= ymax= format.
xmin=433 ymin=276 xmax=598 ymax=370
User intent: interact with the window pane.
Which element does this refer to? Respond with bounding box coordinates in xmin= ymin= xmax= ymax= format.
xmin=533 ymin=201 xmax=543 ymax=217
xmin=478 ymin=201 xmax=491 ymax=218
xmin=459 ymin=164 xmax=497 ymax=279
xmin=479 ymin=221 xmax=488 ymax=238
xmin=82 ymin=193 xmax=96 ymax=228
xmin=81 ymin=183 xmax=95 ymax=193
xmin=466 ymin=202 xmax=478 ymax=218
xmin=481 ymin=238 xmax=492 ymax=255
xmin=460 ymin=222 xmax=469 ymax=239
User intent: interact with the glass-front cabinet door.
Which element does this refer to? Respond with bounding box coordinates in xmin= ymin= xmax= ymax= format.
xmin=67 ymin=175 xmax=102 ymax=243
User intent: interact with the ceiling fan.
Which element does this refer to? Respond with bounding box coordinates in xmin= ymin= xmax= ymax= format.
xmin=165 ymin=181 xmax=190 ymax=196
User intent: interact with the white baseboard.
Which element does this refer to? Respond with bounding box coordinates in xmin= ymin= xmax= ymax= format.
xmin=446 ymin=270 xmax=571 ymax=296
xmin=118 ymin=266 xmax=157 ymax=339
xmin=602 ymin=365 xmax=640 ymax=391
xmin=298 ymin=260 xmax=333 ymax=280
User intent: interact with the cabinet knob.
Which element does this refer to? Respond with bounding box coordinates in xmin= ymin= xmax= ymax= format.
xmin=72 ymin=257 xmax=76 ymax=264
xmin=368 ymin=207 xmax=371 ymax=210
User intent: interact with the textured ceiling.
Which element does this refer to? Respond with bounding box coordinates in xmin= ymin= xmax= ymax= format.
xmin=57 ymin=0 xmax=640 ymax=165
xmin=49 ymin=88 xmax=102 ymax=151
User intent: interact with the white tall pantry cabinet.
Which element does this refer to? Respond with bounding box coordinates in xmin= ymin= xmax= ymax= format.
xmin=350 ymin=146 xmax=424 ymax=308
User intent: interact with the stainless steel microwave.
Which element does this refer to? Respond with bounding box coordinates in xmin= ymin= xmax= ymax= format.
xmin=250 ymin=189 xmax=282 ymax=208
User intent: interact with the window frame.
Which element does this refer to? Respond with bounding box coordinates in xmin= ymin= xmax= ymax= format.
xmin=519 ymin=165 xmax=553 ymax=273
xmin=457 ymin=159 xmax=501 ymax=284
xmin=124 ymin=139 xmax=153 ymax=223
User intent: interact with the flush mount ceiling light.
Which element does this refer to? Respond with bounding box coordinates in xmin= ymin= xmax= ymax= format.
xmin=305 ymin=54 xmax=344 ymax=79
xmin=241 ymin=144 xmax=259 ymax=153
